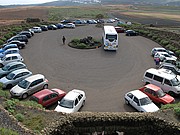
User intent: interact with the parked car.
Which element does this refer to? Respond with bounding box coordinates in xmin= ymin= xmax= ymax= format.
xmin=18 ymin=31 xmax=32 ymax=38
xmin=125 ymin=30 xmax=138 ymax=36
xmin=0 ymin=44 xmax=18 ymax=53
xmin=48 ymin=24 xmax=57 ymax=30
xmin=115 ymin=26 xmax=125 ymax=33
xmin=0 ymin=62 xmax=26 ymax=78
xmin=151 ymin=47 xmax=172 ymax=57
xmin=87 ymin=20 xmax=97 ymax=24
xmin=0 ymin=53 xmax=23 ymax=68
xmin=7 ymin=35 xmax=28 ymax=44
xmin=10 ymin=74 xmax=48 ymax=99
xmin=154 ymin=52 xmax=177 ymax=62
xmin=7 ymin=40 xmax=26 ymax=49
xmin=31 ymin=27 xmax=42 ymax=33
xmin=55 ymin=89 xmax=86 ymax=113
xmin=0 ymin=68 xmax=32 ymax=89
xmin=56 ymin=23 xmax=64 ymax=29
xmin=124 ymin=90 xmax=159 ymax=112
xmin=30 ymin=88 xmax=66 ymax=107
xmin=64 ymin=23 xmax=75 ymax=28
xmin=159 ymin=63 xmax=180 ymax=75
xmin=139 ymin=84 xmax=175 ymax=105
xmin=142 ymin=68 xmax=180 ymax=96
xmin=0 ymin=48 xmax=19 ymax=58
xmin=40 ymin=25 xmax=48 ymax=31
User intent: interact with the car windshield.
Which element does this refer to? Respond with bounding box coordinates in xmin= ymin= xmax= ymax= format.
xmin=59 ymin=99 xmax=74 ymax=108
xmin=2 ymin=65 xmax=10 ymax=71
xmin=171 ymin=77 xmax=180 ymax=86
xmin=139 ymin=97 xmax=152 ymax=106
xmin=156 ymin=89 xmax=166 ymax=97
xmin=6 ymin=73 xmax=15 ymax=80
xmin=18 ymin=80 xmax=30 ymax=89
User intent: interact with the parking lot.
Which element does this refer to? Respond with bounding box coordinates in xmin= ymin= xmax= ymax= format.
xmin=20 ymin=24 xmax=162 ymax=112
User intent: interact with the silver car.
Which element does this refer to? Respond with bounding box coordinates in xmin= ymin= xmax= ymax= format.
xmin=0 ymin=62 xmax=26 ymax=78
xmin=10 ymin=74 xmax=48 ymax=99
xmin=0 ymin=68 xmax=32 ymax=89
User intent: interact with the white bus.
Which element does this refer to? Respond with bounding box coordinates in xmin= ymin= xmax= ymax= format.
xmin=103 ymin=25 xmax=118 ymax=51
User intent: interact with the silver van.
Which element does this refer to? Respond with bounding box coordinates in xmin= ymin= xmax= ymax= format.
xmin=142 ymin=68 xmax=180 ymax=96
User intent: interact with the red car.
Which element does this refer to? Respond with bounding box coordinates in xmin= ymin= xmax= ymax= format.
xmin=139 ymin=84 xmax=175 ymax=105
xmin=30 ymin=88 xmax=66 ymax=107
xmin=115 ymin=26 xmax=125 ymax=33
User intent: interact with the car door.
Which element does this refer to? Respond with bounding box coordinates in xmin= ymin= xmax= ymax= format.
xmin=161 ymin=79 xmax=173 ymax=93
xmin=131 ymin=96 xmax=141 ymax=112
xmin=8 ymin=65 xmax=18 ymax=72
xmin=73 ymin=97 xmax=80 ymax=112
xmin=4 ymin=57 xmax=12 ymax=65
xmin=11 ymin=56 xmax=18 ymax=63
xmin=28 ymin=79 xmax=44 ymax=95
xmin=43 ymin=93 xmax=59 ymax=107
xmin=13 ymin=72 xmax=23 ymax=86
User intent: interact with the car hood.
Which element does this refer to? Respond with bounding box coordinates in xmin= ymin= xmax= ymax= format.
xmin=0 ymin=69 xmax=8 ymax=77
xmin=0 ymin=77 xmax=10 ymax=83
xmin=0 ymin=49 xmax=4 ymax=53
xmin=54 ymin=105 xmax=74 ymax=113
xmin=159 ymin=94 xmax=174 ymax=103
xmin=141 ymin=103 xmax=159 ymax=112
xmin=0 ymin=53 xmax=4 ymax=58
xmin=10 ymin=85 xmax=25 ymax=94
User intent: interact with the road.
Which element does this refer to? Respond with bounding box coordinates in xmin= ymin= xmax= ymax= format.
xmin=21 ymin=24 xmax=161 ymax=112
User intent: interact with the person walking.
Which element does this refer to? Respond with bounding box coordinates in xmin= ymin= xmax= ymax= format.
xmin=154 ymin=57 xmax=160 ymax=68
xmin=62 ymin=36 xmax=66 ymax=45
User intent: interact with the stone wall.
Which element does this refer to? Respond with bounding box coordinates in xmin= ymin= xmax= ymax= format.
xmin=43 ymin=112 xmax=180 ymax=135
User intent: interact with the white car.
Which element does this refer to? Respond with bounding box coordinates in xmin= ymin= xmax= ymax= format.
xmin=0 ymin=54 xmax=23 ymax=67
xmin=31 ymin=27 xmax=42 ymax=33
xmin=64 ymin=23 xmax=75 ymax=28
xmin=151 ymin=47 xmax=167 ymax=56
xmin=154 ymin=52 xmax=177 ymax=62
xmin=55 ymin=89 xmax=86 ymax=113
xmin=124 ymin=90 xmax=159 ymax=112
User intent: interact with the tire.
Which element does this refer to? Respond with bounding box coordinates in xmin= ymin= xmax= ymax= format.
xmin=22 ymin=93 xmax=28 ymax=99
xmin=125 ymin=99 xmax=129 ymax=105
xmin=82 ymin=100 xmax=85 ymax=107
xmin=168 ymin=91 xmax=176 ymax=97
xmin=0 ymin=64 xmax=3 ymax=68
xmin=43 ymin=84 xmax=48 ymax=89
xmin=6 ymin=84 xmax=13 ymax=89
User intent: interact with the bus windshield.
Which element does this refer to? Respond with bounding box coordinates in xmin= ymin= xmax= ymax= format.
xmin=106 ymin=34 xmax=117 ymax=40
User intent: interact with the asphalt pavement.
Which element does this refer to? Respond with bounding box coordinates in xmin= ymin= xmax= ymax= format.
xmin=20 ymin=24 xmax=161 ymax=112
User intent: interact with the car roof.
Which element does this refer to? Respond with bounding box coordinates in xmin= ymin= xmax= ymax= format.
xmin=161 ymin=63 xmax=176 ymax=67
xmin=4 ymin=48 xmax=19 ymax=51
xmin=153 ymin=47 xmax=166 ymax=50
xmin=4 ymin=53 xmax=21 ymax=57
xmin=4 ymin=44 xmax=18 ymax=47
xmin=24 ymin=74 xmax=45 ymax=82
xmin=10 ymin=68 xmax=30 ymax=74
xmin=32 ymin=89 xmax=53 ymax=99
xmin=146 ymin=68 xmax=176 ymax=79
xmin=144 ymin=84 xmax=161 ymax=92
xmin=129 ymin=90 xmax=148 ymax=99
xmin=4 ymin=62 xmax=25 ymax=67
xmin=63 ymin=89 xmax=84 ymax=100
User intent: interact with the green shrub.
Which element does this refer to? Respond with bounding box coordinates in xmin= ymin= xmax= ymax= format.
xmin=0 ymin=39 xmax=4 ymax=45
xmin=15 ymin=113 xmax=25 ymax=122
xmin=1 ymin=37 xmax=6 ymax=42
xmin=71 ymin=39 xmax=80 ymax=44
xmin=152 ymin=35 xmax=158 ymax=40
xmin=160 ymin=40 xmax=169 ymax=46
xmin=147 ymin=33 xmax=153 ymax=38
xmin=19 ymin=100 xmax=43 ymax=109
xmin=0 ymin=127 xmax=19 ymax=135
xmin=156 ymin=38 xmax=162 ymax=43
xmin=77 ymin=43 xmax=87 ymax=49
xmin=174 ymin=107 xmax=180 ymax=117
xmin=175 ymin=50 xmax=180 ymax=58
xmin=3 ymin=99 xmax=19 ymax=114
xmin=0 ymin=89 xmax=10 ymax=99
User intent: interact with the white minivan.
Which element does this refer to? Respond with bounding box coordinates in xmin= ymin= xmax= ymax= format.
xmin=142 ymin=68 xmax=180 ymax=96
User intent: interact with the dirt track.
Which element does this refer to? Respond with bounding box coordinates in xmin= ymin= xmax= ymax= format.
xmin=20 ymin=24 xmax=161 ymax=112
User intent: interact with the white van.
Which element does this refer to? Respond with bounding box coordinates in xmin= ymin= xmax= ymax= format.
xmin=142 ymin=68 xmax=180 ymax=96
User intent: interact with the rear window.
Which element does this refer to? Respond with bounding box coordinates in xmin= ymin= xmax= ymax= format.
xmin=30 ymin=96 xmax=39 ymax=103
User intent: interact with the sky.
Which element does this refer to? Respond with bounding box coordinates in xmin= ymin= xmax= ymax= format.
xmin=0 ymin=0 xmax=56 ymax=5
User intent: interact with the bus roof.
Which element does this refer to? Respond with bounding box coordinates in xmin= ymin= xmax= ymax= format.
xmin=104 ymin=25 xmax=117 ymax=35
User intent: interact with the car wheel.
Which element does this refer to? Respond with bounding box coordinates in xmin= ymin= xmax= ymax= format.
xmin=22 ymin=93 xmax=28 ymax=99
xmin=168 ymin=91 xmax=176 ymax=97
xmin=43 ymin=84 xmax=48 ymax=89
xmin=82 ymin=100 xmax=85 ymax=107
xmin=125 ymin=99 xmax=129 ymax=105
xmin=0 ymin=64 xmax=3 ymax=68
xmin=6 ymin=84 xmax=13 ymax=89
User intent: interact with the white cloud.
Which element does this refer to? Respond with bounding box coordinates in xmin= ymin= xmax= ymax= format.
xmin=0 ymin=0 xmax=56 ymax=5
